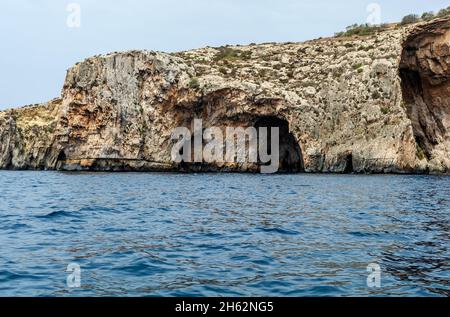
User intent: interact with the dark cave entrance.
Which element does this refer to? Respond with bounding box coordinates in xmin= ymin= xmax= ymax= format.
xmin=254 ymin=116 xmax=304 ymax=173
xmin=55 ymin=150 xmax=67 ymax=169
xmin=344 ymin=153 xmax=354 ymax=174
xmin=399 ymin=67 xmax=423 ymax=105
xmin=57 ymin=150 xmax=67 ymax=162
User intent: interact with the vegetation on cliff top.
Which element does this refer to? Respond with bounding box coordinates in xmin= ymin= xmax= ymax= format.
xmin=334 ymin=23 xmax=390 ymax=37
xmin=335 ymin=5 xmax=450 ymax=37
xmin=401 ymin=6 xmax=450 ymax=25
xmin=214 ymin=47 xmax=252 ymax=62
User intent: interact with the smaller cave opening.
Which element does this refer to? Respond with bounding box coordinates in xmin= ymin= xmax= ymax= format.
xmin=254 ymin=116 xmax=304 ymax=173
xmin=57 ymin=150 xmax=67 ymax=162
xmin=55 ymin=150 xmax=68 ymax=170
xmin=344 ymin=153 xmax=354 ymax=174
xmin=399 ymin=68 xmax=424 ymax=103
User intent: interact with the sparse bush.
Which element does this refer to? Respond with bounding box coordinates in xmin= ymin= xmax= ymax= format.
xmin=335 ymin=6 xmax=450 ymax=38
xmin=335 ymin=23 xmax=388 ymax=37
xmin=380 ymin=106 xmax=389 ymax=115
xmin=353 ymin=63 xmax=363 ymax=70
xmin=372 ymin=91 xmax=381 ymax=99
xmin=421 ymin=12 xmax=435 ymax=21
xmin=214 ymin=47 xmax=252 ymax=62
xmin=273 ymin=63 xmax=283 ymax=70
xmin=358 ymin=45 xmax=375 ymax=51
xmin=401 ymin=14 xmax=420 ymax=25
xmin=416 ymin=144 xmax=426 ymax=160
xmin=437 ymin=6 xmax=450 ymax=17
xmin=188 ymin=78 xmax=200 ymax=89
xmin=258 ymin=69 xmax=268 ymax=77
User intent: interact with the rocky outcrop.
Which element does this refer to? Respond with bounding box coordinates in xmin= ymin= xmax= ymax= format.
xmin=400 ymin=18 xmax=450 ymax=172
xmin=0 ymin=18 xmax=449 ymax=174
xmin=0 ymin=99 xmax=62 ymax=170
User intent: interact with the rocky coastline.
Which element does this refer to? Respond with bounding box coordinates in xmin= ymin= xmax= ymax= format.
xmin=1 ymin=17 xmax=449 ymax=174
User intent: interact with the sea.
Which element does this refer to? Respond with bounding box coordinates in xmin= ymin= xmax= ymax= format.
xmin=0 ymin=171 xmax=448 ymax=296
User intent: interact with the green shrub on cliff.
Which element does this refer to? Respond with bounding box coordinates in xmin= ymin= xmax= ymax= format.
xmin=214 ymin=47 xmax=252 ymax=62
xmin=188 ymin=78 xmax=200 ymax=89
xmin=219 ymin=67 xmax=228 ymax=75
xmin=353 ymin=63 xmax=364 ymax=70
xmin=421 ymin=12 xmax=435 ymax=21
xmin=401 ymin=14 xmax=420 ymax=25
xmin=335 ymin=23 xmax=388 ymax=37
xmin=380 ymin=106 xmax=390 ymax=115
xmin=400 ymin=6 xmax=450 ymax=25
xmin=416 ymin=145 xmax=426 ymax=160
xmin=335 ymin=6 xmax=450 ymax=38
xmin=401 ymin=6 xmax=450 ymax=25
xmin=437 ymin=6 xmax=450 ymax=17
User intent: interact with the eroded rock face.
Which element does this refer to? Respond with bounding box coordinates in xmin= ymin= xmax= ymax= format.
xmin=0 ymin=99 xmax=62 ymax=170
xmin=400 ymin=18 xmax=450 ymax=172
xmin=0 ymin=18 xmax=449 ymax=174
xmin=56 ymin=51 xmax=197 ymax=171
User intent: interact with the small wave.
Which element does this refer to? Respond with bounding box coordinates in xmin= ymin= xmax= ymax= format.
xmin=251 ymin=258 xmax=273 ymax=266
xmin=0 ymin=270 xmax=41 ymax=282
xmin=78 ymin=206 xmax=115 ymax=213
xmin=230 ymin=255 xmax=250 ymax=261
xmin=299 ymin=285 xmax=345 ymax=296
xmin=0 ymin=223 xmax=30 ymax=230
xmin=257 ymin=227 xmax=299 ymax=235
xmin=36 ymin=210 xmax=78 ymax=219
xmin=118 ymin=259 xmax=173 ymax=275
xmin=0 ymin=270 xmax=22 ymax=281
xmin=348 ymin=231 xmax=382 ymax=238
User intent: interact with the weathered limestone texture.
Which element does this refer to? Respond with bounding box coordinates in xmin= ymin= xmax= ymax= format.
xmin=1 ymin=18 xmax=449 ymax=173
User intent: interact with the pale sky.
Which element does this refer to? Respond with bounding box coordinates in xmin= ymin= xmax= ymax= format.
xmin=0 ymin=0 xmax=448 ymax=109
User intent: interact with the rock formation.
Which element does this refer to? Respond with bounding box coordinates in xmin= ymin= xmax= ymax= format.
xmin=0 ymin=17 xmax=449 ymax=174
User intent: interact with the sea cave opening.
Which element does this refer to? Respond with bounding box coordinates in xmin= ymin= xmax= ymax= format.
xmin=344 ymin=153 xmax=353 ymax=174
xmin=55 ymin=150 xmax=67 ymax=170
xmin=254 ymin=116 xmax=304 ymax=173
xmin=57 ymin=150 xmax=67 ymax=162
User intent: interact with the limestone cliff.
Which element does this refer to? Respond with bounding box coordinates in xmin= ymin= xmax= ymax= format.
xmin=1 ymin=17 xmax=449 ymax=173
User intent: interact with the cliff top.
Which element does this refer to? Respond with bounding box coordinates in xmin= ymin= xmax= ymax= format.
xmin=1 ymin=16 xmax=449 ymax=113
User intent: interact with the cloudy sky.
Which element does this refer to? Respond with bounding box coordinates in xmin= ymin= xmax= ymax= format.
xmin=0 ymin=0 xmax=448 ymax=109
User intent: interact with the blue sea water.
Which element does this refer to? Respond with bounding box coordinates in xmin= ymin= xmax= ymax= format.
xmin=0 ymin=171 xmax=448 ymax=297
